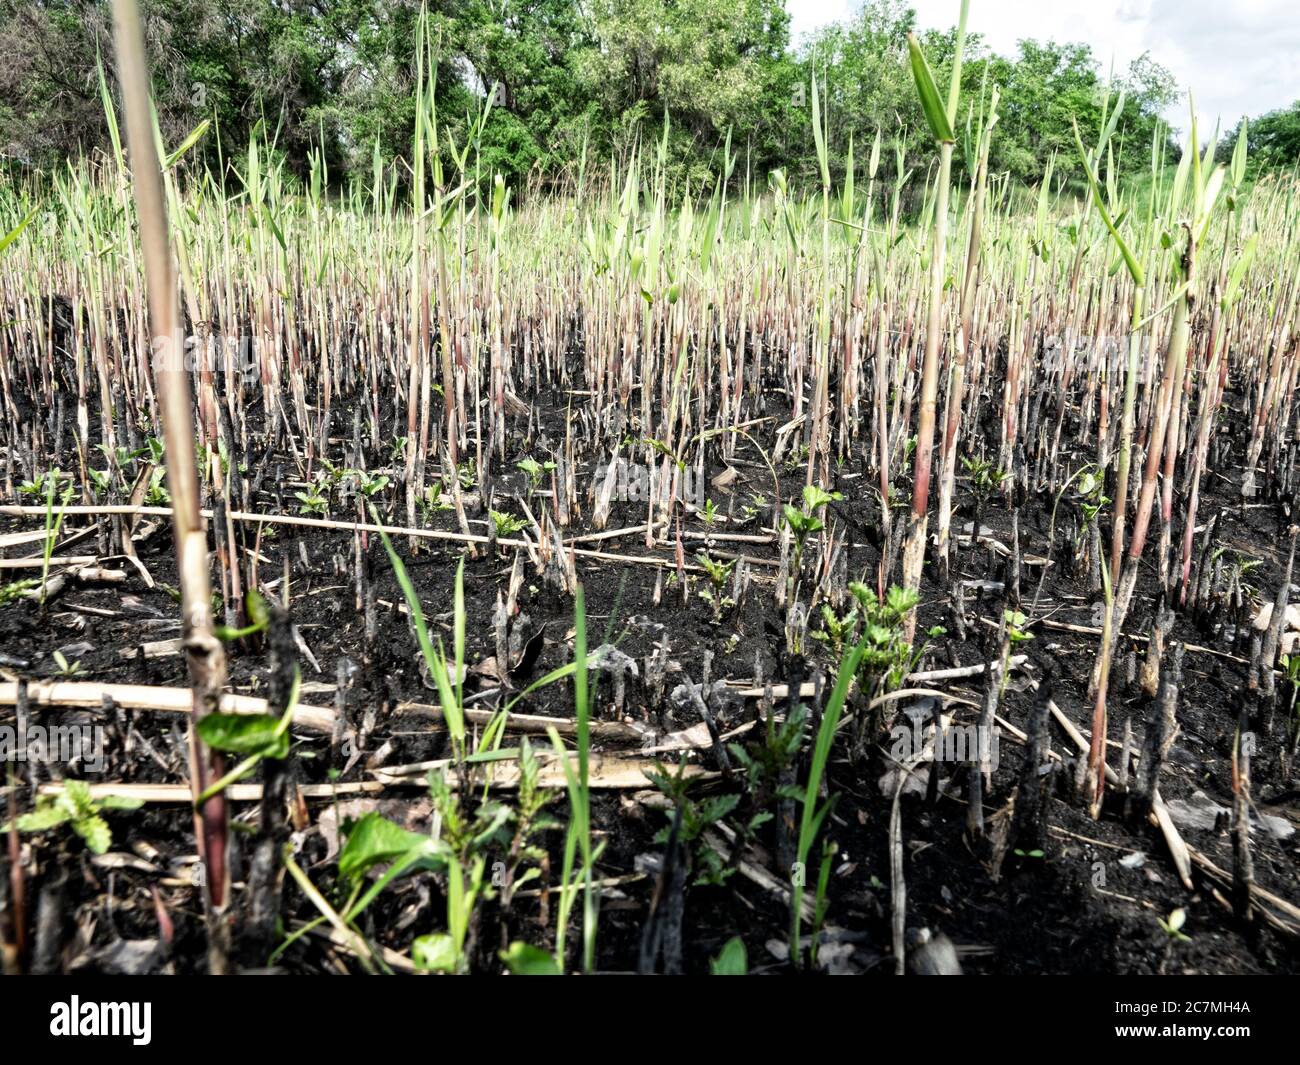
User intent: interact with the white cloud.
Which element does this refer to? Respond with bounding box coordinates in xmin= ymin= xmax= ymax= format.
xmin=788 ymin=0 xmax=1300 ymax=140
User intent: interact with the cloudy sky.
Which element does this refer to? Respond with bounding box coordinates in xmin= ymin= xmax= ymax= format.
xmin=787 ymin=0 xmax=1300 ymax=138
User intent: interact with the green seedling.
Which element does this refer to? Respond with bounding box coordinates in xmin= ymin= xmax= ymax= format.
xmin=35 ymin=469 xmax=75 ymax=607
xmin=295 ymin=480 xmax=329 ymax=516
xmin=710 ymin=937 xmax=747 ymax=975
xmin=517 ymin=456 xmax=556 ymax=492
xmin=695 ymin=552 xmax=736 ymax=622
xmin=420 ymin=480 xmax=454 ymax=515
xmin=490 ymin=510 xmax=528 ymax=537
xmin=647 ymin=760 xmax=764 ymax=888
xmin=51 ymin=650 xmax=82 ymax=677
xmin=812 ymin=603 xmax=860 ymax=655
xmin=2 ymin=779 xmax=142 ymax=856
xmin=961 ymin=456 xmax=1005 ymax=489
xmin=783 ymin=484 xmax=842 ymax=610
xmin=1158 ymin=907 xmax=1191 ymax=943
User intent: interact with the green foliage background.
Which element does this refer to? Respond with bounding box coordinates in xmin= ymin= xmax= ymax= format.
xmin=0 ymin=0 xmax=1292 ymax=194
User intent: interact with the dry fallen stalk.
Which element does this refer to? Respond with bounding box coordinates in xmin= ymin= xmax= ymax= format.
xmin=0 ymin=680 xmax=335 ymax=733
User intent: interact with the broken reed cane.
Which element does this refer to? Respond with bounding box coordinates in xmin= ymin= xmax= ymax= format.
xmin=111 ymin=0 xmax=232 ymax=973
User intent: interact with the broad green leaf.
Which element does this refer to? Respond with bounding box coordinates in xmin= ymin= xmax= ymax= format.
xmin=164 ymin=119 xmax=211 ymax=168
xmin=72 ymin=814 xmax=112 ymax=855
xmin=0 ymin=206 xmax=39 ymax=257
xmin=97 ymin=794 xmax=145 ymax=811
xmin=1072 ymin=120 xmax=1144 ymax=287
xmin=412 ymin=933 xmax=458 ymax=972
xmin=803 ymin=485 xmax=840 ymax=511
xmin=908 ymin=34 xmax=954 ymax=145
xmin=196 ymin=712 xmax=287 ymax=757
xmin=500 ymin=941 xmax=562 ymax=975
xmin=1231 ymin=119 xmax=1248 ymax=188
xmin=262 ymin=205 xmax=287 ymax=251
xmin=1223 ymin=233 xmax=1258 ymax=308
xmin=491 ymin=172 xmax=506 ymax=224
xmin=344 ymin=845 xmax=441 ymax=925
xmin=1099 ymin=88 xmax=1127 ymax=155
xmin=9 ymin=803 xmax=73 ymax=834
xmin=1197 ymin=164 xmax=1226 ymax=243
xmin=338 ymin=812 xmax=429 ymax=882
xmin=811 ymin=78 xmax=830 ymax=189
xmin=60 ymin=779 xmax=95 ymax=816
xmin=246 ymin=589 xmax=270 ymax=629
